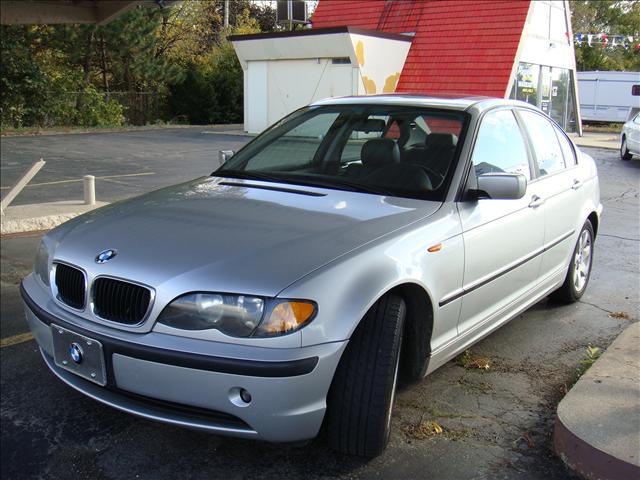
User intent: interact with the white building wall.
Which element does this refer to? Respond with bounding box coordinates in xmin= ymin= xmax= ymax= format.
xmin=232 ymin=30 xmax=412 ymax=133
xmin=518 ymin=0 xmax=575 ymax=70
xmin=348 ymin=34 xmax=411 ymax=96
xmin=246 ymin=61 xmax=268 ymax=134
xmin=265 ymin=59 xmax=355 ymax=128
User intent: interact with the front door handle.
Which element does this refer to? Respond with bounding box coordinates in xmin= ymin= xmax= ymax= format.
xmin=529 ymin=195 xmax=544 ymax=209
xmin=572 ymin=179 xmax=583 ymax=190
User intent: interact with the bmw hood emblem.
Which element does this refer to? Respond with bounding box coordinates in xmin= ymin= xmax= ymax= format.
xmin=96 ymin=249 xmax=117 ymax=264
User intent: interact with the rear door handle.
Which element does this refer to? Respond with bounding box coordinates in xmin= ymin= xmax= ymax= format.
xmin=528 ymin=195 xmax=544 ymax=208
xmin=572 ymin=179 xmax=583 ymax=190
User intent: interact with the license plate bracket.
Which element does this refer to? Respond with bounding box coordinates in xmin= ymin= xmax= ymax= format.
xmin=51 ymin=324 xmax=107 ymax=386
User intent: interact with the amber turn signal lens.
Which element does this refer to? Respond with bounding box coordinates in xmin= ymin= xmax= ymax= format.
xmin=256 ymin=301 xmax=316 ymax=336
xmin=427 ymin=243 xmax=443 ymax=253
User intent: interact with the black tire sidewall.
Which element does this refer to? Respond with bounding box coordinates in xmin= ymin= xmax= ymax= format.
xmin=621 ymin=138 xmax=632 ymax=160
xmin=326 ymin=294 xmax=406 ymax=457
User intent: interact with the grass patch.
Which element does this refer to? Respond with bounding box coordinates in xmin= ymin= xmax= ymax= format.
xmin=455 ymin=349 xmax=491 ymax=370
xmin=582 ymin=123 xmax=623 ymax=133
xmin=576 ymin=345 xmax=602 ymax=377
xmin=405 ymin=420 xmax=473 ymax=441
xmin=406 ymin=420 xmax=443 ymax=439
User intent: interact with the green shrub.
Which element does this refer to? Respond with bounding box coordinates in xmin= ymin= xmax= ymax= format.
xmin=75 ymin=85 xmax=125 ymax=127
xmin=165 ymin=42 xmax=243 ymax=125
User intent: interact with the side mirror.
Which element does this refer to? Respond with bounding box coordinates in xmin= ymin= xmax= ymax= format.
xmin=218 ymin=150 xmax=235 ymax=166
xmin=475 ymin=173 xmax=527 ymax=200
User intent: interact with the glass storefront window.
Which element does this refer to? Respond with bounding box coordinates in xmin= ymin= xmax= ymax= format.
xmin=550 ymin=67 xmax=569 ymax=128
xmin=509 ymin=62 xmax=578 ymax=133
xmin=540 ymin=66 xmax=552 ymax=115
xmin=513 ymin=63 xmax=539 ymax=107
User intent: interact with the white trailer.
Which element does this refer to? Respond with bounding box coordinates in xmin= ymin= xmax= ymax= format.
xmin=578 ymin=71 xmax=640 ymax=122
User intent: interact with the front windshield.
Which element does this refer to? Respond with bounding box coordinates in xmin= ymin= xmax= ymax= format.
xmin=216 ymin=105 xmax=468 ymax=201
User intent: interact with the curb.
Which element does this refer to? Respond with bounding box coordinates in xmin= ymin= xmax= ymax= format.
xmin=573 ymin=142 xmax=618 ymax=151
xmin=554 ymin=416 xmax=640 ymax=480
xmin=0 ymin=201 xmax=108 ymax=235
xmin=1 ymin=213 xmax=81 ymax=235
xmin=553 ymin=323 xmax=640 ymax=480
xmin=0 ymin=124 xmax=244 ymax=138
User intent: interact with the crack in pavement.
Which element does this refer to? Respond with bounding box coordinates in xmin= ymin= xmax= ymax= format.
xmin=598 ymin=233 xmax=640 ymax=242
xmin=577 ymin=299 xmax=614 ymax=314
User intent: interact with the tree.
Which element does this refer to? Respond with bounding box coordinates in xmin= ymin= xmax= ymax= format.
xmin=570 ymin=0 xmax=640 ymax=71
xmin=0 ymin=0 xmax=276 ymax=128
xmin=165 ymin=6 xmax=260 ymax=124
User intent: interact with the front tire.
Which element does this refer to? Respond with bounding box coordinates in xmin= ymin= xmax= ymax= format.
xmin=326 ymin=294 xmax=405 ymax=457
xmin=621 ymin=137 xmax=632 ymax=161
xmin=552 ymin=220 xmax=594 ymax=303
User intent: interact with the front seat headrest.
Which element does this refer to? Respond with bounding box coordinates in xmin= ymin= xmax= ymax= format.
xmin=361 ymin=138 xmax=400 ymax=168
xmin=425 ymin=133 xmax=458 ymax=149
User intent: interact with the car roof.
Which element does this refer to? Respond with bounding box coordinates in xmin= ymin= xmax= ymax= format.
xmin=311 ymin=94 xmax=537 ymax=113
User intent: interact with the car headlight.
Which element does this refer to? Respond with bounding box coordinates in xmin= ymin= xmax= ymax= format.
xmin=157 ymin=293 xmax=316 ymax=338
xmin=34 ymin=240 xmax=51 ymax=287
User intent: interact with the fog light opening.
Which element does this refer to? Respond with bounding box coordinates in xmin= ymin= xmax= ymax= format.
xmin=229 ymin=387 xmax=252 ymax=407
xmin=240 ymin=389 xmax=252 ymax=404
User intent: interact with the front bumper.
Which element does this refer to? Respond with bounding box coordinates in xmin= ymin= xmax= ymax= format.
xmin=21 ymin=277 xmax=346 ymax=442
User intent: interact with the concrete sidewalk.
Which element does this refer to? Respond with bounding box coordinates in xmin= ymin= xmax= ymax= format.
xmin=571 ymin=131 xmax=620 ymax=151
xmin=1 ymin=200 xmax=107 ymax=235
xmin=554 ymin=322 xmax=640 ymax=480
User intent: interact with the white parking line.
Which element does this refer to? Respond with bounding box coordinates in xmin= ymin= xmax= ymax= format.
xmin=0 ymin=172 xmax=155 ymax=189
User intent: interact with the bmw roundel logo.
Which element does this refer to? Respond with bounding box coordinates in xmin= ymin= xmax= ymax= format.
xmin=69 ymin=343 xmax=83 ymax=364
xmin=95 ymin=249 xmax=117 ymax=264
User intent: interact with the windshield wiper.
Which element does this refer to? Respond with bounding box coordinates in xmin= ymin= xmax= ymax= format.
xmin=287 ymin=177 xmax=395 ymax=196
xmin=214 ymin=170 xmax=393 ymax=196
xmin=213 ymin=169 xmax=285 ymax=183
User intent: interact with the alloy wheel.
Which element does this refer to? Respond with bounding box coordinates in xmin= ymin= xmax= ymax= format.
xmin=573 ymin=229 xmax=592 ymax=292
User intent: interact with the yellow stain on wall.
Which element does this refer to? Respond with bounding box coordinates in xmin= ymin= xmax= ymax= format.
xmin=355 ymin=40 xmax=365 ymax=66
xmin=383 ymin=72 xmax=401 ymax=93
xmin=362 ymin=75 xmax=377 ymax=94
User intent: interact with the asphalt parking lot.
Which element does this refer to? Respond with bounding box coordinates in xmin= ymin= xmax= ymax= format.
xmin=0 ymin=126 xmax=251 ymax=205
xmin=1 ymin=130 xmax=638 ymax=479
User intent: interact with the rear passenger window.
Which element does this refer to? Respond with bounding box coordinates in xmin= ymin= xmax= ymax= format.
xmin=554 ymin=126 xmax=576 ymax=166
xmin=472 ymin=109 xmax=531 ymax=180
xmin=519 ymin=110 xmax=566 ymax=176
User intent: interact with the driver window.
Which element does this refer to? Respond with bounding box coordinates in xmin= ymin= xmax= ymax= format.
xmin=472 ymin=110 xmax=531 ymax=180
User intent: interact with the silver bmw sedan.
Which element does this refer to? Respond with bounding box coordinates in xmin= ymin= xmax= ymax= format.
xmin=22 ymin=95 xmax=601 ymax=457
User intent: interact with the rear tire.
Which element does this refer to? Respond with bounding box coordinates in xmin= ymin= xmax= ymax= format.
xmin=326 ymin=294 xmax=405 ymax=457
xmin=621 ymin=137 xmax=632 ymax=161
xmin=551 ymin=220 xmax=594 ymax=304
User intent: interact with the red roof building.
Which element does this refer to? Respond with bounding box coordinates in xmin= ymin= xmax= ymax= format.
xmin=231 ymin=1 xmax=580 ymax=133
xmin=312 ymin=0 xmax=530 ymax=98
xmin=311 ymin=0 xmax=580 ymax=132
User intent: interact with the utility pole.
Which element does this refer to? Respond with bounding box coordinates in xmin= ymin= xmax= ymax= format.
xmin=224 ymin=0 xmax=229 ymax=28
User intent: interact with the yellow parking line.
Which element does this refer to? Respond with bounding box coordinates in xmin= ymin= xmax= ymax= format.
xmin=0 ymin=332 xmax=34 ymax=348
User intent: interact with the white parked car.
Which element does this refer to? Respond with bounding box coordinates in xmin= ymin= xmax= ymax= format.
xmin=621 ymin=112 xmax=640 ymax=160
xmin=22 ymin=95 xmax=602 ymax=457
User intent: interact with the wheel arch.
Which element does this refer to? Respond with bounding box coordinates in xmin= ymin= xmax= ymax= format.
xmin=383 ymin=282 xmax=435 ymax=383
xmin=587 ymin=211 xmax=599 ymax=238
